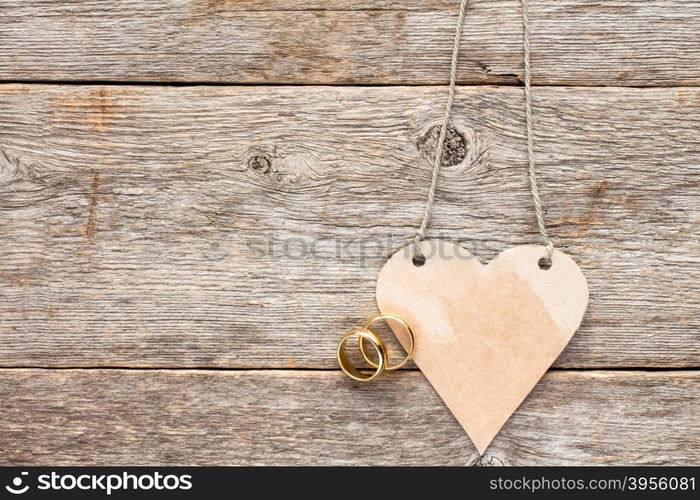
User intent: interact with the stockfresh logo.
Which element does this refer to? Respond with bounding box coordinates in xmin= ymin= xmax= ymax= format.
xmin=3 ymin=471 xmax=193 ymax=496
xmin=5 ymin=472 xmax=29 ymax=495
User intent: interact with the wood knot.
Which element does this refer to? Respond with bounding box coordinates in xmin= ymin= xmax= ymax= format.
xmin=245 ymin=147 xmax=323 ymax=190
xmin=0 ymin=147 xmax=45 ymax=189
xmin=248 ymin=154 xmax=271 ymax=174
xmin=417 ymin=124 xmax=468 ymax=167
xmin=469 ymin=453 xmax=507 ymax=466
xmin=416 ymin=123 xmax=491 ymax=176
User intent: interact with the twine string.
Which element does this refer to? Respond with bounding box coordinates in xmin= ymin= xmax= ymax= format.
xmin=412 ymin=0 xmax=469 ymax=258
xmin=412 ymin=0 xmax=553 ymax=262
xmin=521 ymin=0 xmax=554 ymax=260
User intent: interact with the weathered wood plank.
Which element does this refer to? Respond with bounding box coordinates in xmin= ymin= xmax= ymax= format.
xmin=1 ymin=1 xmax=699 ymax=85
xmin=0 ymin=369 xmax=696 ymax=465
xmin=0 ymin=85 xmax=698 ymax=368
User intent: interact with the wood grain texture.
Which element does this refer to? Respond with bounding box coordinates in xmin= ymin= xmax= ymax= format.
xmin=0 ymin=369 xmax=696 ymax=465
xmin=0 ymin=84 xmax=698 ymax=369
xmin=2 ymin=0 xmax=700 ymax=85
xmin=1 ymin=0 xmax=696 ymax=470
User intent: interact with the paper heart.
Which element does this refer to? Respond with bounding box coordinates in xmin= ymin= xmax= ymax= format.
xmin=376 ymin=242 xmax=588 ymax=454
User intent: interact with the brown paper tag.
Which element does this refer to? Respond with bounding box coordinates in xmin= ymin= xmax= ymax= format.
xmin=376 ymin=242 xmax=589 ymax=454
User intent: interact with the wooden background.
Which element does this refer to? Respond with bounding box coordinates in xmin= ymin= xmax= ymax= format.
xmin=0 ymin=0 xmax=698 ymax=465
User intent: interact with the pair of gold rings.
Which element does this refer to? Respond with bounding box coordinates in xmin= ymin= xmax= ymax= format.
xmin=336 ymin=314 xmax=415 ymax=382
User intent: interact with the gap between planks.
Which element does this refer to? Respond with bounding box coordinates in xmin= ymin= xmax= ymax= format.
xmin=4 ymin=80 xmax=700 ymax=89
xmin=0 ymin=367 xmax=697 ymax=372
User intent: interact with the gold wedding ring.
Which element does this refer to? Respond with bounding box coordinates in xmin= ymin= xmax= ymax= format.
xmin=337 ymin=328 xmax=388 ymax=382
xmin=359 ymin=314 xmax=415 ymax=371
xmin=337 ymin=313 xmax=415 ymax=382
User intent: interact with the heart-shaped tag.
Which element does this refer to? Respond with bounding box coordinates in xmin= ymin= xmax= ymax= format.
xmin=376 ymin=241 xmax=589 ymax=454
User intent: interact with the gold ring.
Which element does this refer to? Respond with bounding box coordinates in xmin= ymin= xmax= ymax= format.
xmin=337 ymin=328 xmax=388 ymax=382
xmin=359 ymin=314 xmax=414 ymax=371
